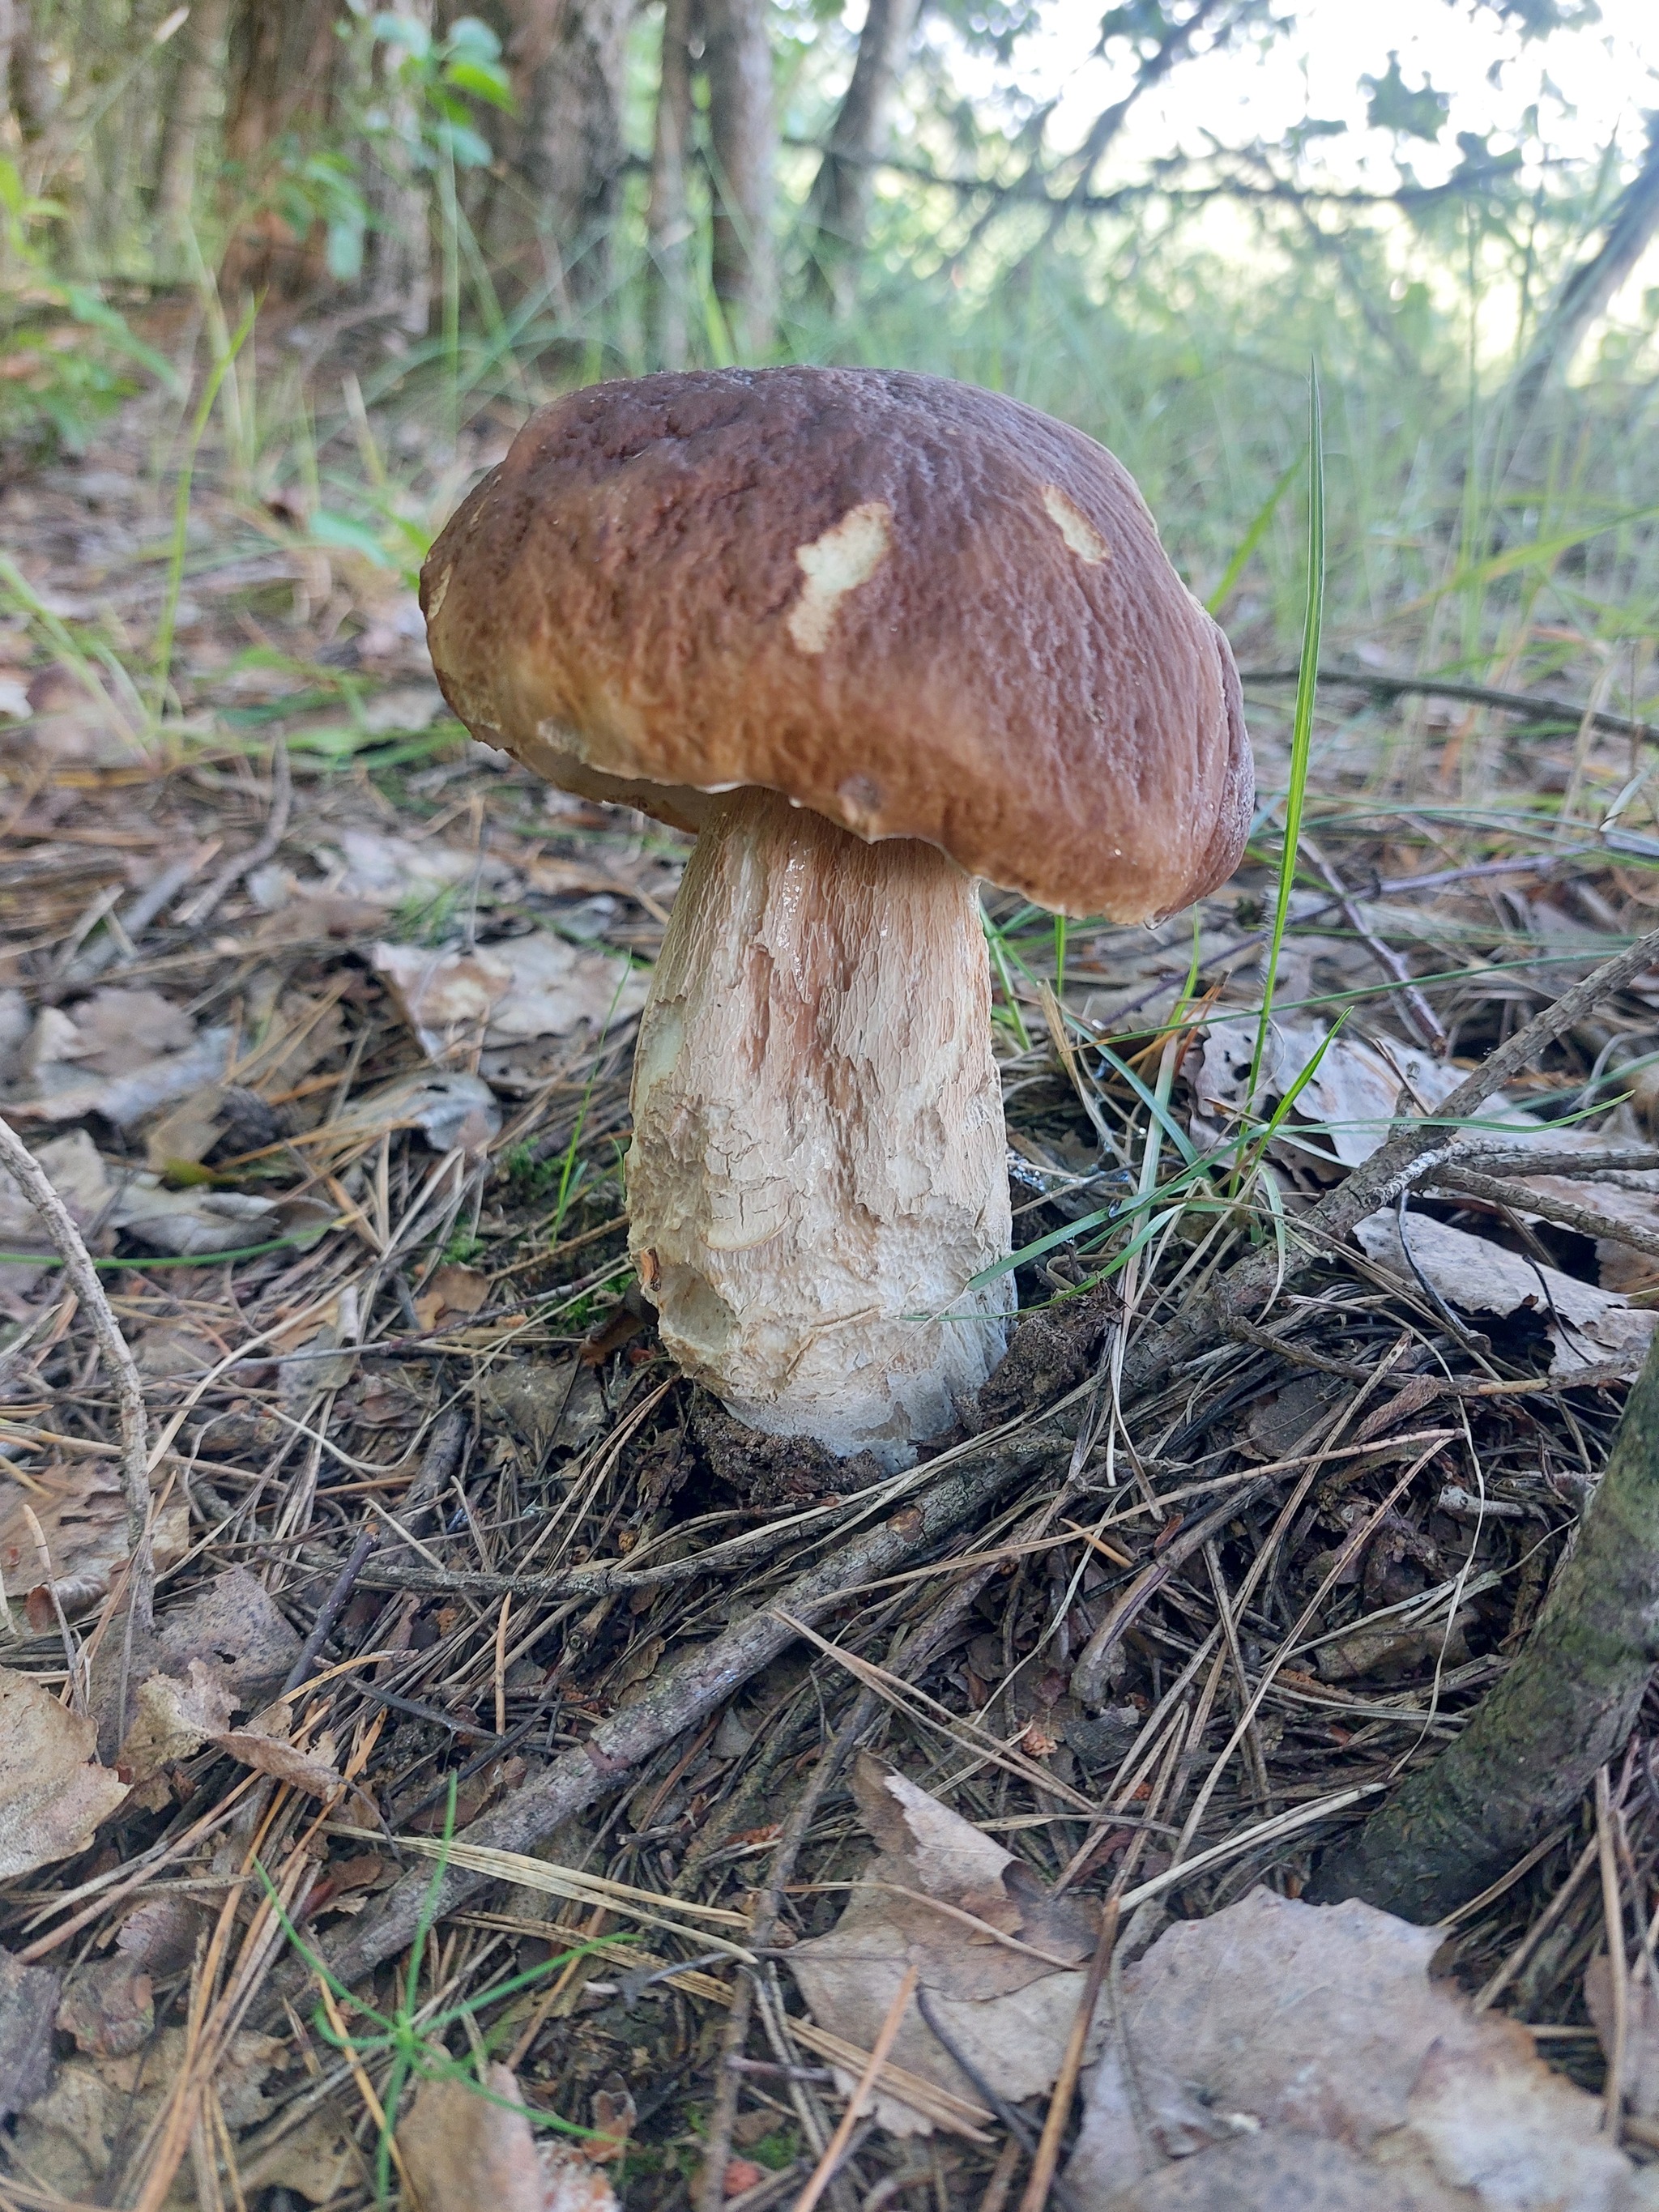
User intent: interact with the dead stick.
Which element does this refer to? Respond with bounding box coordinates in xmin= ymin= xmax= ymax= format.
xmin=309 ymin=1417 xmax=1071 ymax=1998
xmin=1120 ymin=921 xmax=1659 ymax=1399
xmin=0 ymin=1111 xmax=152 ymax=1638
xmin=1016 ymin=1901 xmax=1120 ymax=2212
xmin=1427 ymin=1166 xmax=1659 ymax=1262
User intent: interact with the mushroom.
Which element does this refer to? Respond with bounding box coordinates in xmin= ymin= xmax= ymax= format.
xmin=422 ymin=366 xmax=1252 ymax=1464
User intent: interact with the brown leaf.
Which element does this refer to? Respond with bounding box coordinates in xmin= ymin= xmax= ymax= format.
xmin=2 ymin=1459 xmax=190 ymax=1625
xmin=11 ymin=2027 xmax=284 ymax=2201
xmin=214 ymin=1716 xmax=347 ymax=1800
xmin=1354 ymin=1211 xmax=1659 ymax=1378
xmin=114 ymin=1894 xmax=206 ymax=1979
xmin=586 ymin=2078 xmax=636 ymax=2163
xmin=414 ymin=1262 xmax=491 ymax=1331
xmin=1067 ymin=1887 xmax=1653 ymax=2212
xmin=789 ymin=1756 xmax=1102 ymax=2136
xmin=117 ymin=1660 xmax=239 ymax=1783
xmin=399 ymin=2063 xmax=618 ymax=2212
xmin=241 ymin=2103 xmax=359 ymax=2204
xmin=0 ymin=1668 xmax=128 ymax=1878
xmin=0 ymin=1946 xmax=60 ymax=2123
xmin=373 ymin=933 xmax=646 ymax=1064
xmin=56 ymin=1958 xmax=154 ymax=2058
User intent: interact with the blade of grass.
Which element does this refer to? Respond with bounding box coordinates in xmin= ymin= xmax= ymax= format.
xmin=1245 ymin=365 xmax=1325 ymax=1110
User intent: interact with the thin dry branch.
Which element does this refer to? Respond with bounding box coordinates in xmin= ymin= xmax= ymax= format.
xmin=0 ymin=1108 xmax=153 ymax=1638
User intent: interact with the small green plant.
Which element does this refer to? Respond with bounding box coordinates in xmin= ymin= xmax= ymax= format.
xmin=441 ymin=1230 xmax=488 ymax=1266
xmin=0 ymin=157 xmax=177 ymax=457
xmin=260 ymin=1785 xmax=623 ymax=2201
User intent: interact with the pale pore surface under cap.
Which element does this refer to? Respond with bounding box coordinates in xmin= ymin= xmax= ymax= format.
xmin=626 ymin=788 xmax=1014 ymax=1462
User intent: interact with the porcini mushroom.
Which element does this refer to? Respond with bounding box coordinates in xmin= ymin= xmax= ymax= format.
xmin=422 ymin=367 xmax=1252 ymax=1464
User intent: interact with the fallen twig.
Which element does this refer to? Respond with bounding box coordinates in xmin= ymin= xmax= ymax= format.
xmin=0 ymin=1109 xmax=153 ymax=1640
xmin=307 ymin=1413 xmax=1074 ymax=1997
xmin=1243 ymin=664 xmax=1659 ymax=744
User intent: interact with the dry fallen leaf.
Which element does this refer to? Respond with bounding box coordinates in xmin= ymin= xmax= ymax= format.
xmin=1066 ymin=1887 xmax=1659 ymax=2211
xmin=373 ymin=932 xmax=647 ymax=1064
xmin=0 ymin=1127 xmax=113 ymax=1298
xmin=1354 ymin=1209 xmax=1659 ymax=1375
xmin=0 ymin=1668 xmax=128 ymax=1878
xmin=56 ymin=1957 xmax=155 ymax=2058
xmin=116 ymin=1660 xmax=239 ymax=1783
xmin=0 ymin=1460 xmax=190 ymax=1626
xmin=414 ymin=1262 xmax=491 ymax=1330
xmin=331 ymin=826 xmax=517 ymax=906
xmin=10 ymin=2027 xmax=285 ymax=2201
xmin=214 ymin=1709 xmax=349 ymax=1800
xmin=788 ymin=1754 xmax=1102 ymax=2135
xmin=399 ymin=2062 xmax=619 ymax=2212
xmin=0 ymin=1946 xmax=61 ymax=2124
xmin=3 ymin=1021 xmax=233 ymax=1128
xmin=240 ymin=2103 xmax=360 ymax=2204
xmin=323 ymin=1067 xmax=502 ymax=1157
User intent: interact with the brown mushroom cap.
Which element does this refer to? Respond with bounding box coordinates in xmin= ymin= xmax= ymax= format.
xmin=422 ymin=365 xmax=1252 ymax=919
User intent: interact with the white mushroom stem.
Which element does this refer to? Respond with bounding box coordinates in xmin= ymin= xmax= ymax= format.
xmin=627 ymin=786 xmax=1014 ymax=1464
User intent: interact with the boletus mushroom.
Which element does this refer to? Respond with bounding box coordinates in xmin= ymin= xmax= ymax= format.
xmin=422 ymin=367 xmax=1252 ymax=1464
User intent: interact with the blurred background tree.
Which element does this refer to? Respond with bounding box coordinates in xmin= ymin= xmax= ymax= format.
xmin=0 ymin=0 xmax=1655 ymax=598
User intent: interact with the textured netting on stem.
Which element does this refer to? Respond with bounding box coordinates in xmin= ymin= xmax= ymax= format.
xmin=422 ymin=364 xmax=1252 ymax=1462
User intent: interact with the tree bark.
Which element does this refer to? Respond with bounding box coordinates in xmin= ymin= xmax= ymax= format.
xmin=702 ymin=0 xmax=775 ymax=354
xmin=220 ymin=0 xmax=348 ymax=299
xmin=1309 ymin=1331 xmax=1659 ymax=1924
xmin=482 ymin=0 xmax=633 ymax=305
xmin=803 ymin=0 xmax=918 ymax=313
xmin=1514 ymin=121 xmax=1659 ymax=411
xmin=152 ymin=0 xmax=229 ymax=267
xmin=364 ymin=0 xmax=433 ymax=332
xmin=2 ymin=0 xmax=56 ymax=149
xmin=646 ymin=0 xmax=696 ymax=367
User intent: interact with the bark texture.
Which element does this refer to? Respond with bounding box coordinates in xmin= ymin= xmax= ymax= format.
xmin=220 ymin=0 xmax=345 ymax=297
xmin=804 ymin=0 xmax=918 ymax=312
xmin=483 ymin=0 xmax=633 ymax=300
xmin=646 ymin=0 xmax=696 ymax=367
xmin=626 ymin=787 xmax=1013 ymax=1463
xmin=153 ymin=0 xmax=229 ymax=262
xmin=1514 ymin=121 xmax=1659 ymax=411
xmin=1310 ymin=1330 xmax=1659 ymax=1923
xmin=702 ymin=0 xmax=776 ymax=352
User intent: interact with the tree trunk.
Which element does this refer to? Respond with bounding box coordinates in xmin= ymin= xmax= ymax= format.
xmin=646 ymin=0 xmax=696 ymax=367
xmin=803 ymin=0 xmax=917 ymax=314
xmin=152 ymin=0 xmax=229 ymax=269
xmin=1309 ymin=1332 xmax=1659 ymax=1923
xmin=3 ymin=0 xmax=57 ymax=149
xmin=482 ymin=0 xmax=633 ymax=307
xmin=220 ymin=0 xmax=348 ymax=300
xmin=1514 ymin=121 xmax=1659 ymax=410
xmin=702 ymin=0 xmax=775 ymax=355
xmin=365 ymin=0 xmax=433 ymax=332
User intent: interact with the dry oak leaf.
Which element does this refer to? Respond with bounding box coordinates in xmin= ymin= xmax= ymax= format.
xmin=0 ymin=1668 xmax=127 ymax=1878
xmin=215 ymin=1708 xmax=349 ymax=1800
xmin=116 ymin=1660 xmax=239 ymax=1784
xmin=10 ymin=2026 xmax=285 ymax=2203
xmin=0 ymin=1946 xmax=60 ymax=2124
xmin=0 ymin=1460 xmax=190 ymax=1627
xmin=788 ymin=1754 xmax=1102 ymax=2137
xmin=55 ymin=1957 xmax=155 ymax=2059
xmin=399 ymin=2062 xmax=618 ymax=2212
xmin=1067 ymin=1886 xmax=1659 ymax=2211
xmin=1354 ymin=1209 xmax=1659 ymax=1377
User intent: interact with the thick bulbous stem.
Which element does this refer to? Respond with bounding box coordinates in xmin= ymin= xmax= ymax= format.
xmin=626 ymin=786 xmax=1013 ymax=1464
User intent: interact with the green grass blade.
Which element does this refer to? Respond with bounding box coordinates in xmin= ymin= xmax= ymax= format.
xmin=1246 ymin=367 xmax=1325 ymax=1110
xmin=1206 ymin=452 xmax=1303 ymax=617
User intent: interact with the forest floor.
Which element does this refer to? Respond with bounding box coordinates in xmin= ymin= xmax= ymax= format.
xmin=4 ymin=377 xmax=1659 ymax=2212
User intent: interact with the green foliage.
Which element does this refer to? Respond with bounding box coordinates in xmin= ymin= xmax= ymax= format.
xmin=0 ymin=157 xmax=177 ymax=456
xmin=1362 ymin=54 xmax=1452 ymax=143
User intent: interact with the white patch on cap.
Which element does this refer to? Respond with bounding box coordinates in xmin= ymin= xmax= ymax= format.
xmin=425 ymin=565 xmax=451 ymax=623
xmin=787 ymin=501 xmax=893 ymax=654
xmin=1042 ymin=487 xmax=1109 ymax=565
